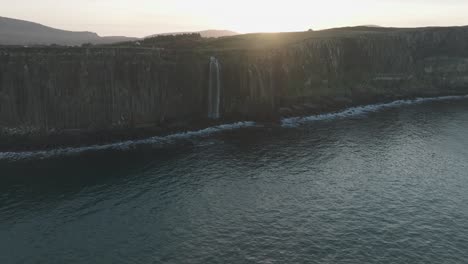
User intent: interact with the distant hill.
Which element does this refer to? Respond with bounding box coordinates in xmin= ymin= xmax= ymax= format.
xmin=0 ymin=16 xmax=137 ymax=46
xmin=147 ymin=30 xmax=239 ymax=39
xmin=359 ymin=25 xmax=383 ymax=28
xmin=199 ymin=30 xmax=239 ymax=38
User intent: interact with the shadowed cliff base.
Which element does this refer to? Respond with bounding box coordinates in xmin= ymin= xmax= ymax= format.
xmin=1 ymin=26 xmax=468 ymax=151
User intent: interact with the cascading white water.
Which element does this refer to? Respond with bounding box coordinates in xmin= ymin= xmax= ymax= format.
xmin=208 ymin=56 xmax=221 ymax=119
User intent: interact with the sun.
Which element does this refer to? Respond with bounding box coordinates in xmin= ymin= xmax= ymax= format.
xmin=156 ymin=0 xmax=378 ymax=33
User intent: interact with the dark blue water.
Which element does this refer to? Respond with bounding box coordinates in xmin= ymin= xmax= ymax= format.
xmin=1 ymin=98 xmax=468 ymax=263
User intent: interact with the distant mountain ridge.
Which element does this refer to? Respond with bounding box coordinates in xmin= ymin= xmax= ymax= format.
xmin=146 ymin=30 xmax=239 ymax=39
xmin=0 ymin=16 xmax=137 ymax=46
xmin=0 ymin=16 xmax=239 ymax=46
xmin=359 ymin=24 xmax=383 ymax=28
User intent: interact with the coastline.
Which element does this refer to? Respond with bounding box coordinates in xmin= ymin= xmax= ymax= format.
xmin=2 ymin=26 xmax=468 ymax=153
xmin=1 ymin=93 xmax=467 ymax=161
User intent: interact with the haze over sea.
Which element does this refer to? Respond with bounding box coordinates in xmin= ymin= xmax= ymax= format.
xmin=1 ymin=97 xmax=468 ymax=263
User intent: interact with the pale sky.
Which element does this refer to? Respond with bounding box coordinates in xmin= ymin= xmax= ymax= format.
xmin=2 ymin=0 xmax=468 ymax=37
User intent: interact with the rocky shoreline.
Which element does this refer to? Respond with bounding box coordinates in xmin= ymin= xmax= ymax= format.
xmin=2 ymin=92 xmax=467 ymax=152
xmin=1 ymin=26 xmax=468 ymax=151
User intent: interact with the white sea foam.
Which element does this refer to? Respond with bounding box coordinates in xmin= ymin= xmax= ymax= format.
xmin=281 ymin=95 xmax=468 ymax=127
xmin=0 ymin=121 xmax=256 ymax=162
xmin=2 ymin=95 xmax=468 ymax=162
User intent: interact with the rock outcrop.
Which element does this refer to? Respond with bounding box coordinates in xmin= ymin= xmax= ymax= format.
xmin=1 ymin=26 xmax=468 ymax=149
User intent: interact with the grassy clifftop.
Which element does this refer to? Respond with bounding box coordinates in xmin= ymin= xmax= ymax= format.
xmin=104 ymin=26 xmax=468 ymax=51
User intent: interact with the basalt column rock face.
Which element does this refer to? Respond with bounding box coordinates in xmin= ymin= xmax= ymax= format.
xmin=1 ymin=26 xmax=468 ymax=144
xmin=0 ymin=48 xmax=207 ymax=134
xmin=217 ymin=27 xmax=468 ymax=119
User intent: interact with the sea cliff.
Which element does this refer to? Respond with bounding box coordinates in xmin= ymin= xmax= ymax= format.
xmin=1 ymin=26 xmax=468 ymax=150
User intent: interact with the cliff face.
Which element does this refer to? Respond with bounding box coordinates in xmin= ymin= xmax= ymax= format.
xmin=0 ymin=49 xmax=208 ymax=134
xmin=1 ymin=27 xmax=468 ymax=145
xmin=218 ymin=27 xmax=468 ymax=119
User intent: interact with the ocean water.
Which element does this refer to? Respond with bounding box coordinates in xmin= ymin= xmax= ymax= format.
xmin=1 ymin=97 xmax=468 ymax=263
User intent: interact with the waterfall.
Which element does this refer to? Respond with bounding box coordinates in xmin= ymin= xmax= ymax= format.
xmin=208 ymin=56 xmax=221 ymax=119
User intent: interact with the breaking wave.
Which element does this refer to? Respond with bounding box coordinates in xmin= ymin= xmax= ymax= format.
xmin=0 ymin=121 xmax=256 ymax=162
xmin=2 ymin=94 xmax=468 ymax=162
xmin=282 ymin=95 xmax=468 ymax=127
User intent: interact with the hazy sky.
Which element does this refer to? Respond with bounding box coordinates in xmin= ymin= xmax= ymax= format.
xmin=2 ymin=0 xmax=468 ymax=37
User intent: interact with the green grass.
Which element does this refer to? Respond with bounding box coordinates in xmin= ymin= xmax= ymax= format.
xmin=102 ymin=26 xmax=398 ymax=51
xmin=10 ymin=25 xmax=465 ymax=52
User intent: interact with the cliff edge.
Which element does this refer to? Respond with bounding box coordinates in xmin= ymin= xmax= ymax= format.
xmin=1 ymin=26 xmax=468 ymax=150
